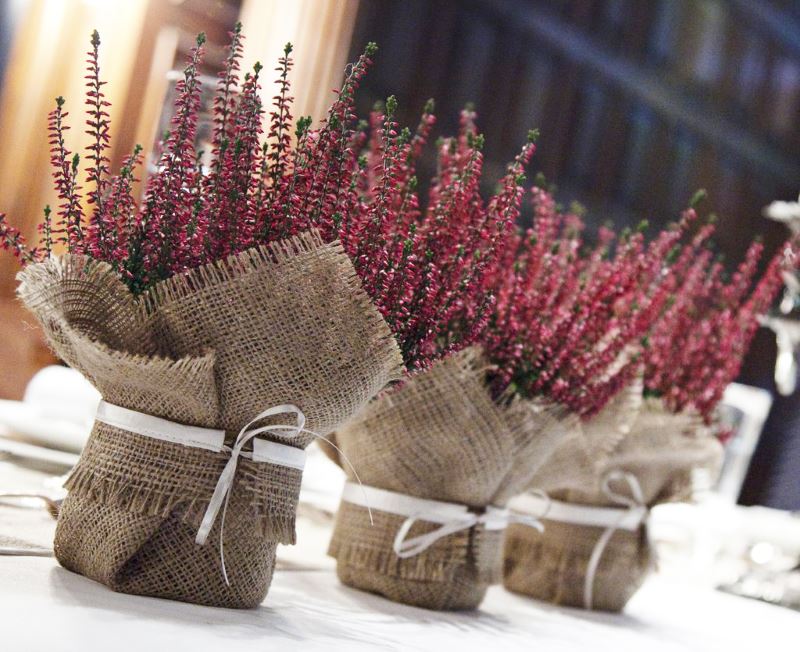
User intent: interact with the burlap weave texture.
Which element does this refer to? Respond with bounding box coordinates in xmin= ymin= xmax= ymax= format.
xmin=328 ymin=347 xmax=571 ymax=610
xmin=505 ymin=398 xmax=722 ymax=611
xmin=503 ymin=519 xmax=651 ymax=612
xmin=17 ymin=231 xmax=403 ymax=608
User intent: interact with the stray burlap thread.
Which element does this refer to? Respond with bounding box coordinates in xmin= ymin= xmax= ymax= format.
xmin=327 ymin=347 xmax=573 ymax=610
xmin=17 ymin=232 xmax=403 ymax=608
xmin=504 ymin=397 xmax=722 ymax=611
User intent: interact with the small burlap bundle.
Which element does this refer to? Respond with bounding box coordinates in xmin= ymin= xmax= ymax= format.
xmin=327 ymin=347 xmax=573 ymax=610
xmin=17 ymin=231 xmax=403 ymax=608
xmin=504 ymin=396 xmax=722 ymax=611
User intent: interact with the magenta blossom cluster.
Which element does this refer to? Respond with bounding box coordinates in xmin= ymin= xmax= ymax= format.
xmin=3 ymin=26 xmax=785 ymax=395
xmin=644 ymin=226 xmax=793 ymax=422
xmin=0 ymin=27 xmax=535 ymax=372
xmin=483 ymin=186 xmax=696 ymax=419
xmin=334 ymin=102 xmax=538 ymax=370
xmin=0 ymin=26 xmax=377 ymax=295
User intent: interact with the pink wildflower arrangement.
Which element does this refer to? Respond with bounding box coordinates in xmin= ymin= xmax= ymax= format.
xmin=0 ymin=26 xmax=378 ymax=295
xmin=644 ymin=225 xmax=793 ymax=422
xmin=0 ymin=28 xmax=532 ymax=375
xmin=482 ymin=183 xmax=696 ymax=419
xmin=1 ymin=25 xmax=788 ymax=410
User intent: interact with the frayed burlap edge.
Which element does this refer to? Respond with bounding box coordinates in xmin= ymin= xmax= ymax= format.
xmin=328 ymin=347 xmax=568 ymax=610
xmin=64 ymin=447 xmax=302 ymax=545
xmin=139 ymin=231 xmax=403 ymax=391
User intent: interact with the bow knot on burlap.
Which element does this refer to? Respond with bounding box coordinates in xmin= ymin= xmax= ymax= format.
xmin=511 ymin=470 xmax=648 ymax=609
xmin=194 ymin=404 xmax=314 ymax=584
xmin=96 ymin=402 xmax=327 ymax=585
xmin=341 ymin=483 xmax=546 ymax=559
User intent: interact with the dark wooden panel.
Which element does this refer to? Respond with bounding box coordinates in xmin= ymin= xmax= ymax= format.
xmin=349 ymin=0 xmax=799 ymax=232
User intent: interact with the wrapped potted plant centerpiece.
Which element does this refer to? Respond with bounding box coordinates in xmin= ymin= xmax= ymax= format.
xmin=504 ymin=214 xmax=792 ymax=611
xmin=325 ymin=109 xmax=580 ymax=610
xmin=1 ymin=28 xmax=403 ymax=608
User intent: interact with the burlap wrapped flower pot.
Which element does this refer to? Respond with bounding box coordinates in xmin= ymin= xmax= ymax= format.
xmin=327 ymin=347 xmax=572 ymax=610
xmin=504 ymin=397 xmax=722 ymax=611
xmin=17 ymin=232 xmax=402 ymax=608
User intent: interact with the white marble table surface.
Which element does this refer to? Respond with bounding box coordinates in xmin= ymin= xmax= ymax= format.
xmin=2 ymin=553 xmax=797 ymax=652
xmin=2 ymin=447 xmax=798 ymax=651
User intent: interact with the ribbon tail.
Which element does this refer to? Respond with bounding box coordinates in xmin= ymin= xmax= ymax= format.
xmin=514 ymin=515 xmax=545 ymax=533
xmin=196 ymin=456 xmax=238 ymax=546
xmin=393 ymin=516 xmax=477 ymax=559
xmin=582 ymin=470 xmax=648 ymax=608
xmin=583 ymin=521 xmax=618 ymax=610
xmin=219 ymin=489 xmax=233 ymax=586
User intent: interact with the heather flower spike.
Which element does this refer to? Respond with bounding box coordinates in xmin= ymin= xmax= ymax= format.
xmin=49 ymin=94 xmax=84 ymax=252
xmin=0 ymin=30 xmax=382 ymax=295
xmin=0 ymin=213 xmax=38 ymax=264
xmin=84 ymin=29 xmax=112 ymax=259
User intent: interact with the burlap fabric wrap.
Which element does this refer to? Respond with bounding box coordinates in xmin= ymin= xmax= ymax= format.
xmin=16 ymin=231 xmax=403 ymax=608
xmin=504 ymin=396 xmax=722 ymax=611
xmin=327 ymin=347 xmax=572 ymax=610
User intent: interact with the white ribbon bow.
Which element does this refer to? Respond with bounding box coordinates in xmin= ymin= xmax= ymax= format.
xmin=96 ymin=401 xmax=366 ymax=587
xmin=341 ymin=483 xmax=545 ymax=559
xmin=393 ymin=508 xmax=545 ymax=559
xmin=195 ymin=404 xmax=373 ymax=586
xmin=194 ymin=404 xmax=312 ymax=585
xmin=583 ymin=471 xmax=647 ymax=609
xmin=509 ymin=472 xmax=648 ymax=609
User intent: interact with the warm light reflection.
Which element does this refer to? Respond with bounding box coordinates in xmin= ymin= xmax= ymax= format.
xmin=0 ymin=0 xmax=148 ymax=268
xmin=239 ymin=0 xmax=359 ymax=125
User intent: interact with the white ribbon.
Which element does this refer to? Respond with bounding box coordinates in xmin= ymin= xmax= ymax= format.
xmin=341 ymin=483 xmax=545 ymax=559
xmin=96 ymin=401 xmax=230 ymax=453
xmin=511 ymin=471 xmax=648 ymax=610
xmin=583 ymin=471 xmax=647 ymax=610
xmin=96 ymin=401 xmax=366 ymax=586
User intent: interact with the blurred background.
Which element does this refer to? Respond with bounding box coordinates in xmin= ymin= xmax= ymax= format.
xmin=0 ymin=0 xmax=797 ymax=510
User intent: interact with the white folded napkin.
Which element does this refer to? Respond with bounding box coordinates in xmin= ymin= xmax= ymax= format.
xmin=0 ymin=366 xmax=99 ymax=452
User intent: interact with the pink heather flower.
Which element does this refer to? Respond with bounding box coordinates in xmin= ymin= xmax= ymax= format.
xmin=0 ymin=29 xmax=378 ymax=294
xmin=0 ymin=27 xmax=790 ymax=399
xmin=484 ymin=195 xmax=699 ymax=419
xmin=645 ymin=231 xmax=794 ymax=422
xmin=335 ymin=103 xmax=540 ymax=371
